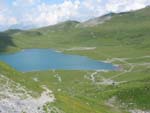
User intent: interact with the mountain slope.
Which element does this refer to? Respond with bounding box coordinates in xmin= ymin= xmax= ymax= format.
xmin=6 ymin=7 xmax=149 ymax=52
xmin=0 ymin=7 xmax=150 ymax=113
xmin=78 ymin=13 xmax=114 ymax=27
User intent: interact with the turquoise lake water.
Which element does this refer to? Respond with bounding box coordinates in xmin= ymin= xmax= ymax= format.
xmin=0 ymin=49 xmax=117 ymax=72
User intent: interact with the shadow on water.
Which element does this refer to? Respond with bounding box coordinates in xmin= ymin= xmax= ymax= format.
xmin=0 ymin=31 xmax=16 ymax=52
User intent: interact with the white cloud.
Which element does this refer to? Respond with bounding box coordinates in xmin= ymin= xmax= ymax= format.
xmin=0 ymin=0 xmax=150 ymax=30
xmin=20 ymin=0 xmax=80 ymax=27
xmin=0 ymin=1 xmax=4 ymax=10
xmin=0 ymin=1 xmax=8 ymax=14
xmin=106 ymin=0 xmax=148 ymax=12
xmin=0 ymin=14 xmax=17 ymax=31
xmin=0 ymin=15 xmax=17 ymax=26
xmin=12 ymin=0 xmax=40 ymax=6
xmin=79 ymin=0 xmax=107 ymax=19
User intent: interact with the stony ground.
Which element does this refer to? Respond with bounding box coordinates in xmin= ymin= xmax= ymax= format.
xmin=0 ymin=74 xmax=55 ymax=113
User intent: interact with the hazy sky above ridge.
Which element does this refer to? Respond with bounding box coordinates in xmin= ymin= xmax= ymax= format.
xmin=0 ymin=0 xmax=150 ymax=30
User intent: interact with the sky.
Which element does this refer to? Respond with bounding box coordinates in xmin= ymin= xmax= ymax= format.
xmin=0 ymin=0 xmax=150 ymax=30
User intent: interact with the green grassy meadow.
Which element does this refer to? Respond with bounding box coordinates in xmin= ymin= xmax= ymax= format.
xmin=0 ymin=7 xmax=150 ymax=113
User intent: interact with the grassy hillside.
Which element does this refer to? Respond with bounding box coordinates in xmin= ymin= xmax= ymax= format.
xmin=0 ymin=7 xmax=150 ymax=113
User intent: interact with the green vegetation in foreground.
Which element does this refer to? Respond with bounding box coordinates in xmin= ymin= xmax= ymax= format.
xmin=0 ymin=7 xmax=150 ymax=113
